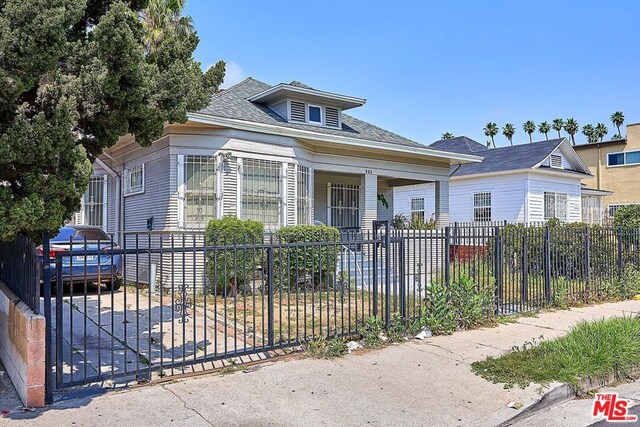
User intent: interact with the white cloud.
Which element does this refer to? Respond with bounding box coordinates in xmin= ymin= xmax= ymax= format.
xmin=219 ymin=61 xmax=244 ymax=89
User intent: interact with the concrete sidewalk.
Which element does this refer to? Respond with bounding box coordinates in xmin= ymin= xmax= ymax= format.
xmin=2 ymin=300 xmax=639 ymax=426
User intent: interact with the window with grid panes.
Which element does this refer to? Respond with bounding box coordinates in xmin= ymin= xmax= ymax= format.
xmin=544 ymin=191 xmax=568 ymax=221
xmin=241 ymin=159 xmax=282 ymax=229
xmin=473 ymin=192 xmax=492 ymax=222
xmin=297 ymin=165 xmax=312 ymax=224
xmin=410 ymin=197 xmax=425 ymax=223
xmin=328 ymin=183 xmax=360 ymax=228
xmin=184 ymin=155 xmax=217 ymax=227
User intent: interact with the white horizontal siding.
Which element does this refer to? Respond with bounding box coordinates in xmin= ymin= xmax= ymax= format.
xmin=392 ymin=183 xmax=436 ymax=221
xmin=527 ymin=172 xmax=582 ymax=223
xmin=124 ymin=152 xmax=171 ymax=231
xmin=448 ymin=174 xmax=528 ymax=223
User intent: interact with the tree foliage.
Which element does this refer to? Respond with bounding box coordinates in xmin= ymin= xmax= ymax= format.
xmin=502 ymin=123 xmax=515 ymax=146
xmin=0 ymin=0 xmax=224 ymax=241
xmin=522 ymin=120 xmax=536 ymax=143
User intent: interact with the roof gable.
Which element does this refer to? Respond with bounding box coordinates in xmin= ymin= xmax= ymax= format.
xmin=449 ymin=138 xmax=591 ymax=177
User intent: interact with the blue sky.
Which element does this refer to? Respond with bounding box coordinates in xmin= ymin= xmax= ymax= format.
xmin=185 ymin=1 xmax=640 ymax=147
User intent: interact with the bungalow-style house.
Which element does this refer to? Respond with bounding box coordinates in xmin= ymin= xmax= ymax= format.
xmin=394 ymin=136 xmax=599 ymax=224
xmin=74 ymin=78 xmax=481 ymax=242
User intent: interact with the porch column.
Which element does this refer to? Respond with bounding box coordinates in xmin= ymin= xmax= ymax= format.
xmin=360 ymin=173 xmax=378 ymax=231
xmin=434 ymin=179 xmax=450 ymax=229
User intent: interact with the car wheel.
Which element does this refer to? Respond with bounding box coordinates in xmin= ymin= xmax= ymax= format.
xmin=105 ymin=278 xmax=123 ymax=291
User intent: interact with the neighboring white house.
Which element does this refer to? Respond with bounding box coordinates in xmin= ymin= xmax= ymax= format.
xmin=394 ymin=136 xmax=598 ymax=224
xmin=73 ymin=78 xmax=481 ymax=240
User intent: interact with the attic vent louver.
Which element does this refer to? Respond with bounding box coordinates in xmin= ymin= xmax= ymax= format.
xmin=325 ymin=107 xmax=340 ymax=128
xmin=550 ymin=154 xmax=562 ymax=169
xmin=290 ymin=101 xmax=306 ymax=122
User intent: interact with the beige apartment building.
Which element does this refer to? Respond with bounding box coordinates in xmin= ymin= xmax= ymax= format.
xmin=574 ymin=123 xmax=640 ymax=222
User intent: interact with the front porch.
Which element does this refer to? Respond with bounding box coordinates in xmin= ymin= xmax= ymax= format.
xmin=311 ymin=170 xmax=450 ymax=231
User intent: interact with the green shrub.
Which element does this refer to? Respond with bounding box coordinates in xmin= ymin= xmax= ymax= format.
xmin=303 ymin=336 xmax=349 ymax=358
xmin=205 ymin=217 xmax=264 ymax=295
xmin=273 ymin=225 xmax=340 ymax=290
xmin=614 ymin=205 xmax=640 ymax=228
xmin=421 ymin=275 xmax=495 ymax=335
xmin=387 ymin=312 xmax=420 ymax=343
xmin=551 ymin=277 xmax=569 ymax=309
xmin=409 ymin=216 xmax=436 ymax=230
xmin=391 ymin=213 xmax=408 ymax=229
xmin=362 ymin=316 xmax=384 ymax=347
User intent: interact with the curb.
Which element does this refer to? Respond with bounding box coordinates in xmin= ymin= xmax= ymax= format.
xmin=499 ymin=369 xmax=640 ymax=426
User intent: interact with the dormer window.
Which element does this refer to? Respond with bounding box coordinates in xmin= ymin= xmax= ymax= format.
xmin=308 ymin=105 xmax=323 ymax=124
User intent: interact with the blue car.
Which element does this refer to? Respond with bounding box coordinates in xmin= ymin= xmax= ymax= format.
xmin=37 ymin=226 xmax=123 ymax=291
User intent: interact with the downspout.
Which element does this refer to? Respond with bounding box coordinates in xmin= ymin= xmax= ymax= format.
xmin=95 ymin=157 xmax=122 ymax=244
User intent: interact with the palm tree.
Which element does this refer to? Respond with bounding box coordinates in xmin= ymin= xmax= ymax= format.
xmin=483 ymin=122 xmax=499 ymax=148
xmin=582 ymin=124 xmax=596 ymax=143
xmin=563 ymin=118 xmax=579 ymax=145
xmin=610 ymin=111 xmax=625 ymax=139
xmin=595 ymin=123 xmax=608 ymax=142
xmin=441 ymin=132 xmax=455 ymax=139
xmin=141 ymin=0 xmax=195 ymax=53
xmin=538 ymin=121 xmax=551 ymax=140
xmin=552 ymin=119 xmax=564 ymax=138
xmin=502 ymin=123 xmax=516 ymax=146
xmin=523 ymin=121 xmax=536 ymax=143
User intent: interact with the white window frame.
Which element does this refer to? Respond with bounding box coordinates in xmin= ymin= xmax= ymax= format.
xmin=123 ymin=163 xmax=145 ymax=196
xmin=581 ymin=195 xmax=602 ymax=225
xmin=607 ymin=150 xmax=640 ymax=167
xmin=473 ymin=192 xmax=492 ymax=222
xmin=327 ymin=183 xmax=360 ymax=228
xmin=544 ymin=191 xmax=568 ymax=221
xmin=550 ymin=154 xmax=563 ymax=169
xmin=307 ymin=104 xmax=323 ymax=125
xmin=296 ymin=165 xmax=313 ymax=225
xmin=410 ymin=197 xmax=426 ymax=223
xmin=78 ymin=175 xmax=108 ymax=229
xmin=239 ymin=158 xmax=283 ymax=231
xmin=179 ymin=155 xmax=219 ymax=229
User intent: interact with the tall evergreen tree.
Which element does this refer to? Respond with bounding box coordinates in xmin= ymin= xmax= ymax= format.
xmin=595 ymin=122 xmax=608 ymax=142
xmin=0 ymin=0 xmax=225 ymax=240
xmin=582 ymin=124 xmax=597 ymax=143
xmin=563 ymin=118 xmax=579 ymax=145
xmin=483 ymin=122 xmax=499 ymax=148
xmin=538 ymin=121 xmax=551 ymax=140
xmin=610 ymin=111 xmax=625 ymax=139
xmin=552 ymin=119 xmax=564 ymax=138
xmin=502 ymin=123 xmax=516 ymax=146
xmin=523 ymin=121 xmax=536 ymax=143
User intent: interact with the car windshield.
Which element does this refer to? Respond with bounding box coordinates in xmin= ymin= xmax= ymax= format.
xmin=53 ymin=227 xmax=111 ymax=242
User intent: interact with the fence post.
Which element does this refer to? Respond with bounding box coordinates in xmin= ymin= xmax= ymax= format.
xmin=544 ymin=226 xmax=552 ymax=305
xmin=521 ymin=230 xmax=528 ymax=305
xmin=493 ymin=226 xmax=502 ymax=314
xmin=444 ymin=226 xmax=451 ymax=287
xmin=398 ymin=236 xmax=406 ymax=319
xmin=383 ymin=221 xmax=391 ymax=328
xmin=584 ymin=226 xmax=591 ymax=293
xmin=372 ymin=224 xmax=379 ymax=319
xmin=42 ymin=232 xmax=53 ymax=405
xmin=617 ymin=228 xmax=623 ymax=281
xmin=267 ymin=247 xmax=275 ymax=348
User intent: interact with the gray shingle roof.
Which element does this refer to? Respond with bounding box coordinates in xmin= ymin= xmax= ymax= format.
xmin=430 ymin=136 xmax=487 ymax=154
xmin=430 ymin=137 xmax=581 ymax=177
xmin=196 ymin=78 xmax=428 ymax=149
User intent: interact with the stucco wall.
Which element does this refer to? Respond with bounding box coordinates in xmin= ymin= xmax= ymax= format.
xmin=575 ymin=123 xmax=640 ymax=208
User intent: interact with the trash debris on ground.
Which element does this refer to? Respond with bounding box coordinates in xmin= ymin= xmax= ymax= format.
xmin=415 ymin=328 xmax=432 ymax=340
xmin=347 ymin=341 xmax=363 ymax=353
xmin=506 ymin=401 xmax=524 ymax=410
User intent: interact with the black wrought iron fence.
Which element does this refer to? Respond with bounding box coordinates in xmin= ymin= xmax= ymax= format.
xmin=1 ymin=221 xmax=638 ymax=399
xmin=0 ymin=235 xmax=40 ymax=313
